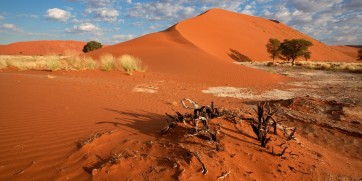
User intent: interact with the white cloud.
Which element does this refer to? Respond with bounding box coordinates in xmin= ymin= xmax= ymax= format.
xmin=125 ymin=0 xmax=132 ymax=4
xmin=66 ymin=23 xmax=99 ymax=33
xmin=128 ymin=2 xmax=197 ymax=22
xmin=113 ymin=34 xmax=135 ymax=41
xmin=241 ymin=4 xmax=255 ymax=15
xmin=86 ymin=8 xmax=119 ymax=22
xmin=0 ymin=15 xmax=4 ymax=21
xmin=45 ymin=8 xmax=71 ymax=21
xmin=2 ymin=23 xmax=16 ymax=29
xmin=88 ymin=0 xmax=116 ymax=7
xmin=288 ymin=0 xmax=343 ymax=13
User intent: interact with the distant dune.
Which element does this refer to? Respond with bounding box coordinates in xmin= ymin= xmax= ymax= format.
xmin=87 ymin=8 xmax=355 ymax=65
xmin=330 ymin=45 xmax=360 ymax=60
xmin=0 ymin=40 xmax=86 ymax=56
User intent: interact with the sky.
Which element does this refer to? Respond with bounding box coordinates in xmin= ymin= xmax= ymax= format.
xmin=0 ymin=0 xmax=361 ymax=45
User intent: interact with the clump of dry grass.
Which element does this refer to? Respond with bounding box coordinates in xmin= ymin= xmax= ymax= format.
xmin=45 ymin=55 xmax=62 ymax=71
xmin=100 ymin=54 xmax=116 ymax=71
xmin=65 ymin=55 xmax=98 ymax=70
xmin=0 ymin=54 xmax=146 ymax=74
xmin=117 ymin=54 xmax=144 ymax=75
xmin=291 ymin=61 xmax=362 ymax=73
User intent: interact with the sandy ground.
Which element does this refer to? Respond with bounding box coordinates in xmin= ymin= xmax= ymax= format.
xmin=0 ymin=65 xmax=361 ymax=180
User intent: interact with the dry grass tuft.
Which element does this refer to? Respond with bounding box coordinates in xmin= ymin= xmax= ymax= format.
xmin=100 ymin=54 xmax=116 ymax=71
xmin=0 ymin=54 xmax=146 ymax=73
xmin=65 ymin=55 xmax=98 ymax=70
xmin=117 ymin=54 xmax=144 ymax=75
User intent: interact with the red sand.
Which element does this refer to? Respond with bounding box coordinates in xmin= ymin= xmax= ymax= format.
xmin=0 ymin=40 xmax=86 ymax=56
xmin=330 ymin=45 xmax=360 ymax=60
xmin=0 ymin=8 xmax=361 ymax=181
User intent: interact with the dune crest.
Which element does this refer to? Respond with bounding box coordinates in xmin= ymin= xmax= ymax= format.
xmin=0 ymin=40 xmax=86 ymax=56
xmin=175 ymin=8 xmax=355 ymax=62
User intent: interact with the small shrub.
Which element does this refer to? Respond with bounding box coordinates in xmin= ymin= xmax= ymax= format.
xmin=117 ymin=54 xmax=144 ymax=75
xmin=100 ymin=54 xmax=115 ymax=71
xmin=266 ymin=62 xmax=274 ymax=66
xmin=83 ymin=41 xmax=103 ymax=53
xmin=320 ymin=63 xmax=331 ymax=70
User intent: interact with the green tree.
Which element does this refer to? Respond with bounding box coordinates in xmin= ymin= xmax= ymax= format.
xmin=280 ymin=39 xmax=313 ymax=65
xmin=358 ymin=48 xmax=362 ymax=60
xmin=83 ymin=41 xmax=103 ymax=53
xmin=303 ymin=51 xmax=311 ymax=61
xmin=266 ymin=38 xmax=281 ymax=62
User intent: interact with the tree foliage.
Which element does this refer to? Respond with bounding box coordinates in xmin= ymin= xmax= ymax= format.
xmin=280 ymin=39 xmax=313 ymax=64
xmin=358 ymin=48 xmax=362 ymax=60
xmin=303 ymin=51 xmax=311 ymax=61
xmin=266 ymin=38 xmax=281 ymax=62
xmin=83 ymin=41 xmax=103 ymax=53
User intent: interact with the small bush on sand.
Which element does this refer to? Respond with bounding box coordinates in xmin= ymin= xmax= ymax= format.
xmin=83 ymin=41 xmax=103 ymax=53
xmin=100 ymin=54 xmax=116 ymax=71
xmin=117 ymin=54 xmax=144 ymax=75
xmin=266 ymin=61 xmax=275 ymax=66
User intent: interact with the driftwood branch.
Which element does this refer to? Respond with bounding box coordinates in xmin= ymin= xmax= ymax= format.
xmin=194 ymin=152 xmax=208 ymax=175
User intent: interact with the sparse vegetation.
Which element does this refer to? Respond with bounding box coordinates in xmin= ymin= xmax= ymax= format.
xmin=280 ymin=39 xmax=313 ymax=65
xmin=0 ymin=54 xmax=145 ymax=74
xmin=265 ymin=61 xmax=362 ymax=73
xmin=82 ymin=41 xmax=103 ymax=53
xmin=65 ymin=55 xmax=98 ymax=70
xmin=118 ymin=54 xmax=144 ymax=75
xmin=266 ymin=38 xmax=281 ymax=62
xmin=100 ymin=54 xmax=116 ymax=71
xmin=358 ymin=48 xmax=362 ymax=60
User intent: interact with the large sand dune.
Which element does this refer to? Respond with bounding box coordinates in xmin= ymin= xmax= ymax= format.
xmin=0 ymin=40 xmax=86 ymax=55
xmin=330 ymin=45 xmax=360 ymax=60
xmin=88 ymin=8 xmax=355 ymax=64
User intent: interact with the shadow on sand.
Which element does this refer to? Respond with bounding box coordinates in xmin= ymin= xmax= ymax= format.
xmin=227 ymin=49 xmax=253 ymax=62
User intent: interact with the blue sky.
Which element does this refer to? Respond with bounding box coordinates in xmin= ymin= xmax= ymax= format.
xmin=0 ymin=0 xmax=361 ymax=45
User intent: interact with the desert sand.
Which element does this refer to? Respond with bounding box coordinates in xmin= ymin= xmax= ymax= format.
xmin=0 ymin=8 xmax=361 ymax=181
xmin=0 ymin=40 xmax=86 ymax=56
xmin=330 ymin=45 xmax=360 ymax=60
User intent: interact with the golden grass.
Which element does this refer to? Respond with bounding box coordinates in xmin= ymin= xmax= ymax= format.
xmin=100 ymin=54 xmax=116 ymax=71
xmin=268 ymin=60 xmax=362 ymax=73
xmin=117 ymin=54 xmax=145 ymax=75
xmin=0 ymin=54 xmax=145 ymax=74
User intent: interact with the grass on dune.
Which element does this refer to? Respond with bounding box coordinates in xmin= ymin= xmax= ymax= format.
xmin=0 ymin=54 xmax=145 ymax=74
xmin=117 ymin=54 xmax=145 ymax=75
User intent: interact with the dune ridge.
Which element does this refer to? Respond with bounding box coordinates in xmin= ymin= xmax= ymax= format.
xmin=0 ymin=40 xmax=86 ymax=56
xmin=175 ymin=8 xmax=355 ymax=62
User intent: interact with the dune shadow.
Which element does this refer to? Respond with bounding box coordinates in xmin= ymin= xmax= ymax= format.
xmin=227 ymin=49 xmax=253 ymax=62
xmin=96 ymin=109 xmax=167 ymax=137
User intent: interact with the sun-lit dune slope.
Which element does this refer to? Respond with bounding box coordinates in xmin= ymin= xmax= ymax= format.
xmin=0 ymin=40 xmax=86 ymax=56
xmin=176 ymin=8 xmax=355 ymax=62
xmin=330 ymin=45 xmax=360 ymax=60
xmin=86 ymin=24 xmax=287 ymax=87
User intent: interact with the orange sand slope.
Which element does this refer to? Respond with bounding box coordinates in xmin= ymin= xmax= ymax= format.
xmin=0 ymin=40 xmax=86 ymax=56
xmin=330 ymin=45 xmax=360 ymax=60
xmin=88 ymin=8 xmax=354 ymax=63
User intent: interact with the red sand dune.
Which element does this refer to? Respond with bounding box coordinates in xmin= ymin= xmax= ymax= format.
xmin=0 ymin=40 xmax=86 ymax=56
xmin=88 ymin=8 xmax=355 ymax=63
xmin=1 ymin=8 xmax=361 ymax=181
xmin=330 ymin=45 xmax=360 ymax=60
